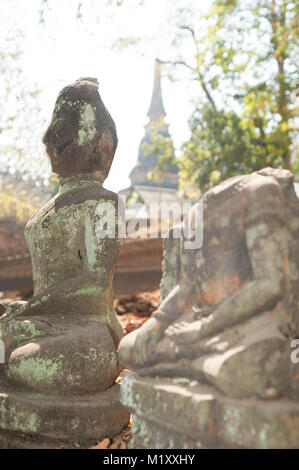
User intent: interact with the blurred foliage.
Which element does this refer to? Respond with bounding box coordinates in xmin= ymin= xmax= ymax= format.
xmin=1 ymin=0 xmax=298 ymax=198
xmin=0 ymin=190 xmax=38 ymax=223
xmin=0 ymin=59 xmax=47 ymax=180
xmin=0 ymin=8 xmax=51 ymax=189
xmin=119 ymin=0 xmax=299 ymax=193
xmin=143 ymin=128 xmax=177 ymax=183
xmin=126 ymin=189 xmax=139 ymax=207
xmin=179 ymin=0 xmax=299 ymax=192
xmin=0 ymin=0 xmax=126 ymax=193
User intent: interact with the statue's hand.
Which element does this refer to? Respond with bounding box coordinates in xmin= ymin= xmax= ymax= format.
xmin=118 ymin=316 xmax=165 ymax=369
xmin=165 ymin=319 xmax=204 ymax=345
xmin=0 ymin=303 xmax=5 ymax=316
xmin=0 ymin=301 xmax=28 ymax=350
xmin=5 ymin=301 xmax=29 ymax=318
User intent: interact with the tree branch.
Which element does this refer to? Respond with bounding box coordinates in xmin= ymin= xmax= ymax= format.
xmin=157 ymin=58 xmax=193 ymax=71
xmin=177 ymin=24 xmax=217 ymax=109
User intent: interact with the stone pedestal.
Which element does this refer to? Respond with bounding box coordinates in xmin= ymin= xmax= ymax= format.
xmin=0 ymin=379 xmax=129 ymax=448
xmin=121 ymin=373 xmax=299 ymax=449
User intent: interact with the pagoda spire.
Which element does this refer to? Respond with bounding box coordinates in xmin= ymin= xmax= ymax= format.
xmin=127 ymin=58 xmax=178 ymax=190
xmin=147 ymin=59 xmax=166 ymax=119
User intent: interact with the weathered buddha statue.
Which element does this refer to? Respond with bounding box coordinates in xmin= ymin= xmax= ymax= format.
xmin=0 ymin=78 xmax=129 ymax=447
xmin=119 ymin=168 xmax=299 ymax=401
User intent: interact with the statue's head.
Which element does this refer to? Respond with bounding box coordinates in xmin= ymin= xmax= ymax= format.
xmin=43 ymin=77 xmax=117 ymax=181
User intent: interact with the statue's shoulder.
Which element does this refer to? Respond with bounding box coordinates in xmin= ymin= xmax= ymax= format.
xmin=243 ymin=171 xmax=283 ymax=201
xmin=26 ymin=185 xmax=119 ymax=230
xmin=201 ymin=171 xmax=286 ymax=227
xmin=26 ymin=195 xmax=57 ymax=229
xmin=241 ymin=171 xmax=288 ymax=226
xmin=54 ymin=184 xmax=119 ymax=211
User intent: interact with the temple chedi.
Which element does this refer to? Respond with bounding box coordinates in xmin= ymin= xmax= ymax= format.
xmin=120 ymin=59 xmax=179 ymax=207
xmin=129 ymin=59 xmax=178 ymax=190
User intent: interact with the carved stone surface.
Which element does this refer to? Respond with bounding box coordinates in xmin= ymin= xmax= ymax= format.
xmin=0 ymin=78 xmax=129 ymax=447
xmin=119 ymin=168 xmax=299 ymax=448
xmin=121 ymin=373 xmax=299 ymax=449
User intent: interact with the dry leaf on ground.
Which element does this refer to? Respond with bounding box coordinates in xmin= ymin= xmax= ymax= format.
xmin=90 ymin=438 xmax=110 ymax=449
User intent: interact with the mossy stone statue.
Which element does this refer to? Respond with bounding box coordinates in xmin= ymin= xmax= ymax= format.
xmin=0 ymin=78 xmax=129 ymax=448
xmin=119 ymin=168 xmax=299 ymax=449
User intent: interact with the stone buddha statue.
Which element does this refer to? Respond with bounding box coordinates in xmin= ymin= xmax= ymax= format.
xmin=118 ymin=168 xmax=299 ymax=449
xmin=119 ymin=168 xmax=299 ymax=400
xmin=0 ymin=78 xmax=129 ymax=447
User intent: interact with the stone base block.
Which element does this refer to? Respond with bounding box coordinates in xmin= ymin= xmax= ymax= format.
xmin=121 ymin=373 xmax=299 ymax=449
xmin=0 ymin=382 xmax=130 ymax=448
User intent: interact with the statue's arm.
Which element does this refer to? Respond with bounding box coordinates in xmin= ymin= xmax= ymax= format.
xmin=153 ymin=248 xmax=196 ymax=324
xmin=153 ymin=216 xmax=199 ymax=324
xmin=26 ymin=270 xmax=119 ymax=319
xmin=8 ymin=205 xmax=123 ymax=318
xmin=118 ymin=228 xmax=197 ymax=368
xmin=160 ymin=227 xmax=182 ymax=300
xmin=8 ymin=270 xmax=111 ymax=318
xmin=152 ymin=282 xmax=195 ymax=324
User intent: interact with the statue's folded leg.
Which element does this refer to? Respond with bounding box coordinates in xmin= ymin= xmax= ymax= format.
xmin=183 ymin=311 xmax=291 ymax=399
xmin=2 ymin=321 xmax=120 ymax=395
xmin=189 ymin=337 xmax=289 ymax=399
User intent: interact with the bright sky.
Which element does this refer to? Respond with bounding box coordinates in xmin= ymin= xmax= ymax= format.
xmin=1 ymin=0 xmax=212 ymax=192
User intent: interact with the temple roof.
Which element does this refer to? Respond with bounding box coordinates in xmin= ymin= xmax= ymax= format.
xmin=147 ymin=60 xmax=166 ymax=118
